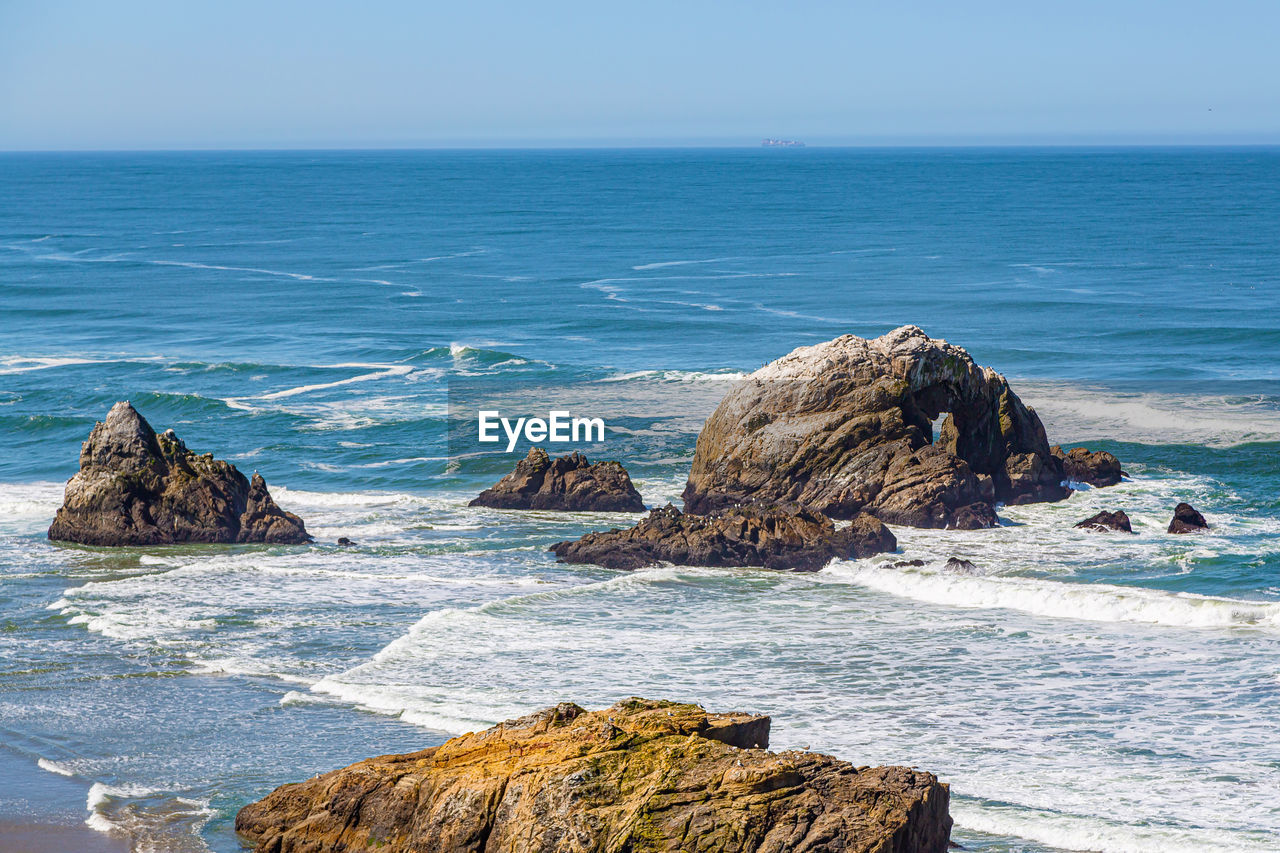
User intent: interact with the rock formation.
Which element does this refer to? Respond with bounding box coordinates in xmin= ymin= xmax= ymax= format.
xmin=550 ymin=503 xmax=896 ymax=572
xmin=943 ymin=557 xmax=980 ymax=574
xmin=683 ymin=326 xmax=1121 ymax=529
xmin=1075 ymin=510 xmax=1133 ymax=533
xmin=235 ymin=698 xmax=952 ymax=853
xmin=1168 ymin=502 xmax=1209 ymax=534
xmin=48 ymin=402 xmax=309 ymax=546
xmin=1053 ymin=446 xmax=1123 ymax=487
xmin=470 ymin=448 xmax=645 ymax=512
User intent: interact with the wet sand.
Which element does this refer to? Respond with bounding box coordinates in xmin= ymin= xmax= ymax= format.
xmin=0 ymin=746 xmax=127 ymax=852
xmin=0 ymin=820 xmax=129 ymax=853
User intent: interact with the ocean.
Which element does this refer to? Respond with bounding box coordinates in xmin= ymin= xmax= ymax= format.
xmin=1 ymin=147 xmax=1279 ymax=852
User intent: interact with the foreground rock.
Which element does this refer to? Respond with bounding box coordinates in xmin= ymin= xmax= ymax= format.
xmin=48 ymin=402 xmax=309 ymax=546
xmin=470 ymin=447 xmax=645 ymax=512
xmin=551 ymin=503 xmax=896 ymax=571
xmin=1168 ymin=502 xmax=1209 ymax=534
xmin=236 ymin=698 xmax=951 ymax=853
xmin=684 ymin=326 xmax=1108 ymax=530
xmin=1053 ymin=446 xmax=1123 ymax=487
xmin=1075 ymin=510 xmax=1134 ymax=533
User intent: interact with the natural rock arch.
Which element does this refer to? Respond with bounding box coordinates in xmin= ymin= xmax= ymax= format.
xmin=682 ymin=326 xmax=1072 ymax=528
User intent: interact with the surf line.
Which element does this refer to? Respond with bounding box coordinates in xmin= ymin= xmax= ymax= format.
xmin=477 ymin=410 xmax=605 ymax=452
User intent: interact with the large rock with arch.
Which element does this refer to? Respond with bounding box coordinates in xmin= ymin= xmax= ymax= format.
xmin=683 ymin=326 xmax=1080 ymax=528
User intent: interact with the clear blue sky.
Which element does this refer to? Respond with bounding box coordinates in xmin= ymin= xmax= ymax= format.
xmin=2 ymin=0 xmax=1277 ymax=149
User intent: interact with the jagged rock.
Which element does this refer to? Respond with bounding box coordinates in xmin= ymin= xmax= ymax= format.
xmin=1168 ymin=502 xmax=1209 ymax=534
xmin=943 ymin=557 xmax=980 ymax=574
xmin=470 ymin=447 xmax=645 ymax=512
xmin=1075 ymin=510 xmax=1133 ymax=533
xmin=235 ymin=698 xmax=952 ymax=853
xmin=1053 ymin=446 xmax=1123 ymax=487
xmin=683 ymin=326 xmax=1082 ymax=530
xmin=48 ymin=402 xmax=309 ymax=546
xmin=551 ymin=503 xmax=895 ymax=572
xmin=950 ymin=502 xmax=999 ymax=530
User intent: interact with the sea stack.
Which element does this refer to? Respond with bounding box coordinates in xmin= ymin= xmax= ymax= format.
xmin=470 ymin=447 xmax=645 ymax=512
xmin=48 ymin=401 xmax=309 ymax=546
xmin=683 ymin=326 xmax=1119 ymax=528
xmin=235 ymin=698 xmax=952 ymax=853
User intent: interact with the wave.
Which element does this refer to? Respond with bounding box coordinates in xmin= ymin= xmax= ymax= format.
xmin=953 ymin=798 xmax=1277 ymax=853
xmin=599 ymin=369 xmax=747 ymax=383
xmin=0 ymin=355 xmax=105 ymax=374
xmin=0 ymin=481 xmax=64 ymax=534
xmin=255 ymin=363 xmax=414 ymax=400
xmin=1021 ymin=381 xmax=1280 ymax=447
xmin=631 ymin=257 xmax=736 ymax=270
xmin=85 ymin=782 xmax=215 ymax=852
xmin=37 ymin=757 xmax=75 ymax=777
xmin=825 ymin=560 xmax=1280 ymax=630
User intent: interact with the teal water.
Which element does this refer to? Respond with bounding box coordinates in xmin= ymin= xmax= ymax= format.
xmin=2 ymin=149 xmax=1279 ymax=852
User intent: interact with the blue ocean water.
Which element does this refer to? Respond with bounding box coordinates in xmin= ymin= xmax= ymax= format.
xmin=1 ymin=148 xmax=1279 ymax=852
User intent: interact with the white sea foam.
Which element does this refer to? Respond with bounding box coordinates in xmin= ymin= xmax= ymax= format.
xmin=0 ymin=355 xmax=104 ymax=374
xmin=599 ymin=369 xmax=747 ymax=383
xmin=952 ymin=799 xmax=1277 ymax=853
xmin=826 ymin=561 xmax=1280 ymax=629
xmin=85 ymin=782 xmax=215 ymax=851
xmin=0 ymin=481 xmax=64 ymax=531
xmin=144 ymin=259 xmax=327 ymax=281
xmin=1021 ymin=380 xmax=1280 ymax=447
xmin=37 ymin=757 xmax=75 ymax=776
xmin=631 ymin=257 xmax=736 ymax=270
xmin=254 ymin=363 xmax=413 ymax=400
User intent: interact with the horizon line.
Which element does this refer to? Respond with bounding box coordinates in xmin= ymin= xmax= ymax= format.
xmin=4 ymin=141 xmax=1280 ymax=155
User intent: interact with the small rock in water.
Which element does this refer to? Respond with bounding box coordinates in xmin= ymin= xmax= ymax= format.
xmin=551 ymin=503 xmax=896 ymax=572
xmin=1052 ymin=446 xmax=1124 ymax=488
xmin=943 ymin=557 xmax=980 ymax=575
xmin=893 ymin=559 xmax=926 ymax=567
xmin=1168 ymin=502 xmax=1209 ymax=534
xmin=1074 ymin=510 xmax=1134 ymax=533
xmin=470 ymin=447 xmax=645 ymax=512
xmin=336 ymin=537 xmax=355 ymax=546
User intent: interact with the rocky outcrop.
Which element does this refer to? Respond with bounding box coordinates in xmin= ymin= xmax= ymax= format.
xmin=235 ymin=698 xmax=952 ymax=853
xmin=1075 ymin=510 xmax=1133 ymax=533
xmin=683 ymin=326 xmax=1092 ymax=530
xmin=48 ymin=402 xmax=309 ymax=546
xmin=550 ymin=503 xmax=896 ymax=572
xmin=943 ymin=557 xmax=980 ymax=574
xmin=1168 ymin=502 xmax=1208 ymax=534
xmin=470 ymin=448 xmax=645 ymax=513
xmin=1053 ymin=446 xmax=1123 ymax=487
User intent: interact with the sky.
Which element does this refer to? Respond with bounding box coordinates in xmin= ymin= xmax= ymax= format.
xmin=1 ymin=0 xmax=1278 ymax=149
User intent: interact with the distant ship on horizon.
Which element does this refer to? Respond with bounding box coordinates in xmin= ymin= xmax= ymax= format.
xmin=761 ymin=138 xmax=805 ymax=148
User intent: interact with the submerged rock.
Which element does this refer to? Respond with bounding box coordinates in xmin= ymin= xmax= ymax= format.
xmin=550 ymin=503 xmax=896 ymax=572
xmin=1053 ymin=446 xmax=1123 ymax=487
xmin=943 ymin=557 xmax=980 ymax=574
xmin=470 ymin=447 xmax=645 ymax=512
xmin=1168 ymin=502 xmax=1209 ymax=534
xmin=1075 ymin=510 xmax=1134 ymax=533
xmin=235 ymin=698 xmax=952 ymax=853
xmin=683 ymin=326 xmax=1091 ymax=529
xmin=48 ymin=402 xmax=309 ymax=546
